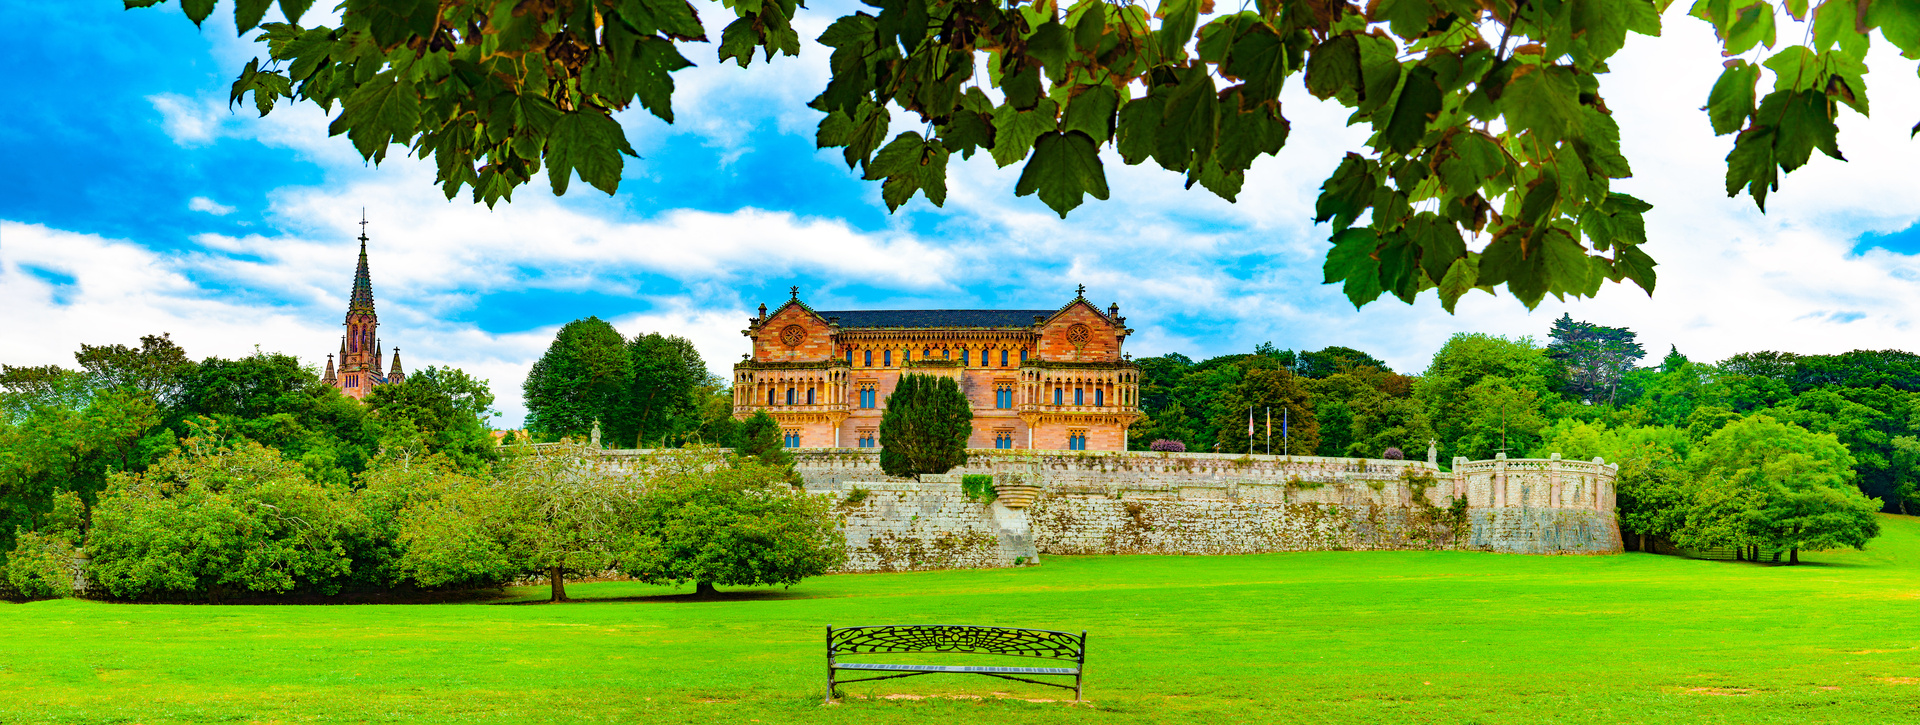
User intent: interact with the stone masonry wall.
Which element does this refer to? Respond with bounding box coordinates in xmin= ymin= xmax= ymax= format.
xmin=595 ymin=448 xmax=1623 ymax=571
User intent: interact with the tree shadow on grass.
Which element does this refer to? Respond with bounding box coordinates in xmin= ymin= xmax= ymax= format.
xmin=492 ymin=590 xmax=824 ymax=605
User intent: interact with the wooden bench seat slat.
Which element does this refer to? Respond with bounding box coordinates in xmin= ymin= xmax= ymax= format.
xmin=833 ymin=663 xmax=1079 ymax=675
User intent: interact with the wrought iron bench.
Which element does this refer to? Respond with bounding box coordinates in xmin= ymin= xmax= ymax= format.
xmin=826 ymin=624 xmax=1088 ymax=702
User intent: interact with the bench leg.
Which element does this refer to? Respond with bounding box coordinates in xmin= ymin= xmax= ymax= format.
xmin=1075 ymin=673 xmax=1082 ymax=701
xmin=826 ymin=667 xmax=835 ymax=704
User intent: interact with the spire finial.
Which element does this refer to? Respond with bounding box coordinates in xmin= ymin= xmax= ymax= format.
xmin=359 ymin=208 xmax=369 ymax=242
xmin=1075 ymin=284 xmax=1086 ymax=297
xmin=790 ymin=285 xmax=799 ymax=300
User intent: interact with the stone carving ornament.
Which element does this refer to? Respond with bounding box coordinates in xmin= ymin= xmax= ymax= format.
xmin=1065 ymin=323 xmax=1090 ymax=348
xmin=780 ymin=324 xmax=807 ymax=347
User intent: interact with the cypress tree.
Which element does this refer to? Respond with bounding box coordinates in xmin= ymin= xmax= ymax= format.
xmin=878 ymin=374 xmax=973 ymax=478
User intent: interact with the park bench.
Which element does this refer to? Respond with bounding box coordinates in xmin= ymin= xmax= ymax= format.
xmin=825 ymin=624 xmax=1088 ymax=702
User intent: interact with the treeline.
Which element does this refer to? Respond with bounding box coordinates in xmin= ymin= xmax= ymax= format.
xmin=1128 ymin=314 xmax=1899 ymax=557
xmin=521 ymin=317 xmax=739 ymax=448
xmin=0 ymin=334 xmax=841 ymax=602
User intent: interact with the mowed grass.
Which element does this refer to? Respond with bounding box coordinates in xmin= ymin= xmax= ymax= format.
xmin=4 ymin=518 xmax=1920 ymax=724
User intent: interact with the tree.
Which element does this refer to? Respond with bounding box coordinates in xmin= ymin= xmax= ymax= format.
xmin=344 ymin=451 xmax=479 ymax=591
xmin=86 ymin=428 xmax=363 ymax=602
xmin=523 ymin=317 xmax=632 ymax=442
xmin=3 ymin=491 xmax=85 ymax=600
xmin=1417 ymin=333 xmax=1555 ymax=460
xmin=74 ymin=333 xmax=195 ymax=408
xmin=1546 ymin=314 xmax=1646 ymax=405
xmin=614 ymin=448 xmax=845 ymax=596
xmin=878 ymin=375 xmax=972 ymax=477
xmin=1295 ymin=347 xmax=1391 ymax=379
xmin=1210 ymin=367 xmax=1317 ymax=455
xmin=0 ymin=386 xmax=165 ymax=553
xmin=145 ymin=1 xmax=1920 ymax=311
xmin=611 ymin=333 xmax=711 ymax=448
xmin=398 ymin=441 xmax=637 ymax=602
xmin=735 ymin=410 xmax=792 ymax=470
xmin=364 ymin=365 xmax=500 ymax=473
xmin=1682 ymin=415 xmax=1881 ymax=563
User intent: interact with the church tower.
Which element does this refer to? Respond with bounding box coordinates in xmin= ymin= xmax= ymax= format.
xmin=326 ymin=213 xmax=396 ymax=400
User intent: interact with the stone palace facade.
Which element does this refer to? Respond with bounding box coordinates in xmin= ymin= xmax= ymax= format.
xmin=732 ymin=287 xmax=1142 ymax=450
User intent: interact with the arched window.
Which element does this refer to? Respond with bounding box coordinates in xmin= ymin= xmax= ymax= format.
xmin=768 ymin=388 xmax=776 ymax=405
xmin=807 ymin=387 xmax=816 ymax=405
xmin=786 ymin=388 xmax=796 ymax=405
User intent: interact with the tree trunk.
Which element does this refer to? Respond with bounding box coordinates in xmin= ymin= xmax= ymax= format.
xmin=549 ymin=566 xmax=568 ymax=602
xmin=1637 ymin=533 xmax=1647 ymax=552
xmin=696 ymin=581 xmax=717 ymax=596
xmin=1790 ymin=548 xmax=1799 ymax=565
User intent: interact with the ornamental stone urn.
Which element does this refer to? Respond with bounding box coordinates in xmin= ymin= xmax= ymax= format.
xmin=992 ymin=472 xmax=1044 ymax=509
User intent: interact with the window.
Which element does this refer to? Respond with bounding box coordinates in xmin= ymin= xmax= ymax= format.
xmin=1074 ymin=388 xmax=1084 ymax=405
xmin=807 ymin=387 xmax=815 ymax=405
xmin=860 ymin=386 xmax=876 ymax=409
xmin=960 ymin=349 xmax=969 ymax=366
xmin=865 ymin=350 xmax=873 ymax=367
xmin=846 ymin=350 xmax=853 ymax=365
xmin=1095 ymin=389 xmax=1105 ymax=407
xmin=995 ymin=387 xmax=1013 ymax=409
xmin=884 ymin=350 xmax=892 ymax=366
xmin=1001 ymin=349 xmax=1009 ymax=367
xmin=1054 ymin=388 xmax=1063 ymax=405
xmin=1069 ymin=432 xmax=1087 ymax=450
xmin=768 ymin=388 xmax=776 ymax=405
xmin=784 ymin=431 xmax=801 ymax=448
xmin=857 ymin=431 xmax=877 ymax=448
xmin=939 ymin=348 xmax=947 ymax=360
xmin=994 ymin=431 xmax=1013 ymax=449
xmin=1021 ymin=349 xmax=1028 ymax=363
xmin=786 ymin=387 xmax=796 ymax=405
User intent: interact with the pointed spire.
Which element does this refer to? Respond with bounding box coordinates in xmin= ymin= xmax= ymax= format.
xmin=338 ymin=336 xmax=348 ymax=368
xmin=388 ymin=348 xmax=405 ymax=383
xmin=323 ymin=353 xmax=337 ymax=384
xmin=348 ymin=211 xmax=375 ymax=318
xmin=373 ymin=337 xmax=384 ymax=376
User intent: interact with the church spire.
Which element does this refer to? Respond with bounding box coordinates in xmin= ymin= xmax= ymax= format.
xmin=388 ymin=348 xmax=405 ymax=384
xmin=323 ymin=353 xmax=337 ymax=385
xmin=348 ymin=210 xmax=375 ymax=318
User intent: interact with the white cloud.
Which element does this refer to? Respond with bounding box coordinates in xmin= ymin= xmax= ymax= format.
xmin=188 ymin=197 xmax=235 ymax=215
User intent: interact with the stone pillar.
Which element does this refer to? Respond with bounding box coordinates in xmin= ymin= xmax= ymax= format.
xmin=1549 ymin=453 xmax=1562 ymax=508
xmin=1453 ymin=456 xmax=1469 ymax=503
xmin=1495 ymin=452 xmax=1508 ymax=507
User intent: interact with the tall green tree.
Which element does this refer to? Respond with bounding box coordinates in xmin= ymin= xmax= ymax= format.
xmin=613 ymin=448 xmax=845 ymax=596
xmin=365 ymin=365 xmax=500 ymax=473
xmin=1546 ymin=314 xmax=1646 ymax=405
xmin=523 ymin=317 xmax=631 ymax=442
xmin=1210 ymin=367 xmax=1317 ymax=455
xmin=878 ymin=375 xmax=972 ymax=477
xmin=1417 ymin=333 xmax=1555 ymax=460
xmin=610 ymin=332 xmax=711 ymax=448
xmin=1681 ymin=415 xmax=1881 ymax=563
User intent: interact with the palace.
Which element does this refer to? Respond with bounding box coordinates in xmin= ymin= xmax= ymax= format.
xmin=320 ymin=219 xmax=404 ymax=400
xmin=732 ymin=287 xmax=1141 ymax=451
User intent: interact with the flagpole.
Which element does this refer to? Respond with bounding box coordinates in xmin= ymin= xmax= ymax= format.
xmin=1265 ymin=407 xmax=1271 ymax=455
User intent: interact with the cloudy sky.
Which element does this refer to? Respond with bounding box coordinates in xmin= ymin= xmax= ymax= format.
xmin=5 ymin=3 xmax=1920 ymax=426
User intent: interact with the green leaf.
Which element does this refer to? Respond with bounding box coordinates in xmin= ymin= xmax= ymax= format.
xmin=1503 ymin=65 xmax=1582 ymax=146
xmin=1015 ymin=131 xmax=1111 ymax=217
xmin=1305 ymin=33 xmax=1363 ymax=101
xmin=1215 ymin=93 xmax=1290 ymax=171
xmin=278 ymin=0 xmax=316 ymax=24
xmin=1315 ymin=153 xmax=1376 ymax=231
xmin=1002 ymin=64 xmax=1043 ymax=110
xmin=1373 ymin=0 xmax=1436 ymax=40
xmin=1615 ymin=244 xmax=1659 ymax=293
xmin=1157 ymin=0 xmax=1200 ymax=62
xmin=546 ymin=112 xmax=634 ymax=196
xmin=1763 ymin=45 xmax=1821 ymax=92
xmin=1324 ymin=227 xmax=1383 ymax=308
xmin=1871 ymin=0 xmax=1920 ymax=58
xmin=1541 ymin=228 xmax=1596 ymax=300
xmin=1116 ymin=95 xmax=1165 ymax=165
xmin=1452 ymin=132 xmax=1505 ymax=178
xmin=1579 ymin=192 xmax=1652 ymax=250
xmin=1380 ymin=65 xmax=1441 ymax=154
xmin=333 ymin=70 xmax=420 ymax=162
xmin=1766 ymin=90 xmax=1842 ymax=171
xmin=1222 ymin=24 xmax=1291 ymax=104
xmin=719 ymin=17 xmax=759 ymax=68
xmin=990 ymin=99 xmax=1060 ymax=168
xmin=1723 ymin=1 xmax=1777 ymax=56
xmin=1408 ymin=213 xmax=1466 ymax=283
xmin=942 ymin=110 xmax=996 ymax=160
xmin=1375 ymin=230 xmax=1420 ymax=303
xmin=1155 ymin=68 xmax=1216 ymax=173
xmin=1706 ymin=60 xmax=1759 ymax=135
xmin=181 ymin=0 xmax=216 ymax=26
xmin=865 ymin=132 xmax=952 ymax=210
xmin=1520 ymin=171 xmax=1561 ymax=228
xmin=1478 ymin=231 xmax=1549 ymax=308
xmin=236 ymin=0 xmax=273 ymax=33
xmin=1437 ymin=256 xmax=1480 ymax=313
xmin=1725 ymin=125 xmax=1777 ymax=209
xmin=816 ymin=102 xmax=891 ymax=172
xmin=1570 ymin=0 xmax=1632 ymax=67
xmin=1075 ymin=2 xmax=1107 ymax=52
xmin=1063 ymin=85 xmax=1120 ymax=144
xmin=1028 ymin=21 xmax=1073 ymax=75
xmin=1356 ymin=33 xmax=1403 ymax=114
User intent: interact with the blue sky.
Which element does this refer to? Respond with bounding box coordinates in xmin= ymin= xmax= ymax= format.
xmin=6 ymin=2 xmax=1920 ymax=426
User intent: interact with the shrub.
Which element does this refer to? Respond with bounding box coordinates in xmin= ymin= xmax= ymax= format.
xmin=1382 ymin=447 xmax=1405 ymax=460
xmin=1149 ymin=439 xmax=1186 ymax=452
xmin=615 ymin=449 xmax=846 ymax=595
xmin=878 ymin=375 xmax=973 ymax=478
xmin=961 ymin=474 xmax=996 ymax=503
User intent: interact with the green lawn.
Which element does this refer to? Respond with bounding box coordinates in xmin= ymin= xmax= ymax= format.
xmin=4 ymin=517 xmax=1920 ymax=724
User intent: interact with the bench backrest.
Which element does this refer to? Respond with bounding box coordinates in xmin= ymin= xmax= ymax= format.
xmin=828 ymin=625 xmax=1085 ymax=662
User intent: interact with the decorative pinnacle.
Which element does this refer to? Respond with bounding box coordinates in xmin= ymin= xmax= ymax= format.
xmin=358 ymin=207 xmax=369 ymax=241
xmin=1076 ymin=284 xmax=1086 ymax=297
xmin=348 ymin=213 xmax=376 ymax=318
xmin=790 ymin=285 xmax=799 ymax=300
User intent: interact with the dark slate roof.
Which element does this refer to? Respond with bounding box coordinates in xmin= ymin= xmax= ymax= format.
xmin=816 ymin=310 xmax=1059 ymax=329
